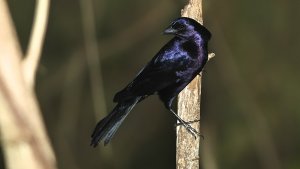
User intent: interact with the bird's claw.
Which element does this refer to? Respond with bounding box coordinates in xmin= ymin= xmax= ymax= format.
xmin=175 ymin=120 xmax=203 ymax=139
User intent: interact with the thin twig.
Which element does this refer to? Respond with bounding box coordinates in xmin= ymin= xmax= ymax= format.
xmin=208 ymin=53 xmax=215 ymax=60
xmin=79 ymin=0 xmax=107 ymax=120
xmin=79 ymin=0 xmax=116 ymax=164
xmin=23 ymin=0 xmax=50 ymax=88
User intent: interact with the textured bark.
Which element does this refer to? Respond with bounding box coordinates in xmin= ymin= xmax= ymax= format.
xmin=176 ymin=0 xmax=204 ymax=168
xmin=177 ymin=77 xmax=202 ymax=169
xmin=0 ymin=1 xmax=56 ymax=169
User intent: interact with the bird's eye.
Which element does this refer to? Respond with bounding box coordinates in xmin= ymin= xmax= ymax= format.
xmin=172 ymin=22 xmax=184 ymax=30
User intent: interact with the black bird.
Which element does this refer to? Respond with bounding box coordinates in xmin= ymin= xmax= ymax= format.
xmin=91 ymin=17 xmax=211 ymax=147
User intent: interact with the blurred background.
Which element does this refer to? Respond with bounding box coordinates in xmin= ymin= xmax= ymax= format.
xmin=2 ymin=0 xmax=300 ymax=168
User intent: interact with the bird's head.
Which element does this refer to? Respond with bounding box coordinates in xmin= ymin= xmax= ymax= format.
xmin=163 ymin=17 xmax=211 ymax=41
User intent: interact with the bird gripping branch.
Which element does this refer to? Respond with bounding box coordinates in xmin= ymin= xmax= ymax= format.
xmin=91 ymin=17 xmax=211 ymax=147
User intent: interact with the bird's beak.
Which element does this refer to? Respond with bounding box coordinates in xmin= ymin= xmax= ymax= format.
xmin=163 ymin=26 xmax=177 ymax=35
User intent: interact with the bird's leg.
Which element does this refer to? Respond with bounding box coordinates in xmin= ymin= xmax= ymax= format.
xmin=174 ymin=121 xmax=205 ymax=140
xmin=169 ymin=108 xmax=199 ymax=139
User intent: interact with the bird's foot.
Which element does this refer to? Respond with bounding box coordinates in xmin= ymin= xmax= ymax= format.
xmin=175 ymin=120 xmax=203 ymax=139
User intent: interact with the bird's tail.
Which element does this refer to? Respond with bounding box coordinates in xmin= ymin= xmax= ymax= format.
xmin=90 ymin=97 xmax=140 ymax=147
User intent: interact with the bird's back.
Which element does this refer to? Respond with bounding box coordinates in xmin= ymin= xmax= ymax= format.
xmin=113 ymin=37 xmax=207 ymax=103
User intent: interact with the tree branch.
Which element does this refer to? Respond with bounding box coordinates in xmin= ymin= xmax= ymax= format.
xmin=176 ymin=0 xmax=214 ymax=168
xmin=23 ymin=0 xmax=50 ymax=88
xmin=0 ymin=1 xmax=56 ymax=169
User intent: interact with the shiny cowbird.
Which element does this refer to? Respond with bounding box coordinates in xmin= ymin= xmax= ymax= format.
xmin=91 ymin=17 xmax=211 ymax=146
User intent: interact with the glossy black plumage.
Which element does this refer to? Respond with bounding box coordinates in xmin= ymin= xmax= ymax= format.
xmin=91 ymin=17 xmax=211 ymax=147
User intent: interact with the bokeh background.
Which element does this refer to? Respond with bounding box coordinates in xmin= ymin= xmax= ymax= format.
xmin=2 ymin=0 xmax=300 ymax=168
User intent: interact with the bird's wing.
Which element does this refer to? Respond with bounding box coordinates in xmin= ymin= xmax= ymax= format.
xmin=113 ymin=39 xmax=190 ymax=102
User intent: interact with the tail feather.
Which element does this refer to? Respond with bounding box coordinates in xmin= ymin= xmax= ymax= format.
xmin=91 ymin=97 xmax=140 ymax=147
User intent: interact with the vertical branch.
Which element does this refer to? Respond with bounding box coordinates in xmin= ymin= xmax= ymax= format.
xmin=177 ymin=76 xmax=202 ymax=169
xmin=79 ymin=0 xmax=107 ymax=123
xmin=79 ymin=0 xmax=115 ymax=163
xmin=0 ymin=1 xmax=56 ymax=169
xmin=23 ymin=0 xmax=50 ymax=88
xmin=176 ymin=0 xmax=213 ymax=168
